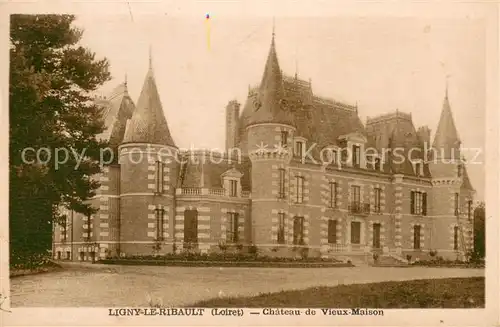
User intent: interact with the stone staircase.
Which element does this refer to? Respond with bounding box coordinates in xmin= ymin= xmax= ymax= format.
xmin=374 ymin=254 xmax=409 ymax=267
xmin=333 ymin=252 xmax=409 ymax=267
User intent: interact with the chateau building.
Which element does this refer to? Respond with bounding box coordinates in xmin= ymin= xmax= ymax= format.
xmin=53 ymin=33 xmax=475 ymax=263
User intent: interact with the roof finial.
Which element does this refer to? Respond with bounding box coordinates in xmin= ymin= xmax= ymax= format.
xmin=295 ymin=44 xmax=298 ymax=79
xmin=272 ymin=16 xmax=275 ymax=39
xmin=148 ymin=44 xmax=153 ymax=71
xmin=445 ymin=74 xmax=450 ymax=99
xmin=124 ymin=73 xmax=128 ymax=86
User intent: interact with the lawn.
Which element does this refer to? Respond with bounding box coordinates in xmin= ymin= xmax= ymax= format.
xmin=191 ymin=277 xmax=484 ymax=308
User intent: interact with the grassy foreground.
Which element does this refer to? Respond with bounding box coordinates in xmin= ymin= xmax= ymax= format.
xmin=192 ymin=277 xmax=484 ymax=308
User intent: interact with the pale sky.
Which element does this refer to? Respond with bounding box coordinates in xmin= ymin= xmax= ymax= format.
xmin=75 ymin=14 xmax=486 ymax=200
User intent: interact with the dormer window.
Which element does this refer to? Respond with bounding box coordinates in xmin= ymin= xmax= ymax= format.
xmin=412 ymin=160 xmax=424 ymax=177
xmin=352 ymin=145 xmax=361 ymax=168
xmin=330 ymin=150 xmax=338 ymax=165
xmin=295 ymin=142 xmax=303 ymax=157
xmin=337 ymin=132 xmax=368 ymax=169
xmin=294 ymin=137 xmax=307 ymax=158
xmin=221 ymin=168 xmax=243 ymax=197
xmin=322 ymin=147 xmax=339 ymax=166
xmin=374 ymin=157 xmax=381 ymax=171
xmin=229 ymin=180 xmax=238 ymax=197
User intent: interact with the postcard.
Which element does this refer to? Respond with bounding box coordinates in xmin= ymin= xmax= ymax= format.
xmin=1 ymin=1 xmax=498 ymax=326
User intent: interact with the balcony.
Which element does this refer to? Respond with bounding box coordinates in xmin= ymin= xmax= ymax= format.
xmin=179 ymin=187 xmax=201 ymax=196
xmin=177 ymin=187 xmax=250 ymax=199
xmin=209 ymin=188 xmax=225 ymax=196
xmin=348 ymin=202 xmax=370 ymax=215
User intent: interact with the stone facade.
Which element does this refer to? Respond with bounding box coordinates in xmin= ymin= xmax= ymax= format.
xmin=53 ymin=34 xmax=476 ymax=263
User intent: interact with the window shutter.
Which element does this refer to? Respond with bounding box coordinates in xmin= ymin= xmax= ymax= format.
xmin=422 ymin=193 xmax=427 ymax=216
xmin=410 ymin=191 xmax=415 ymax=215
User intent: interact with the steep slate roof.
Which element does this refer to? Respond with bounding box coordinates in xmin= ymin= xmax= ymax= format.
xmin=365 ymin=111 xmax=430 ymax=177
xmin=96 ymin=82 xmax=135 ymax=148
xmin=237 ymin=36 xmax=364 ymax=157
xmin=234 ymin=35 xmax=469 ymax=184
xmin=246 ymin=34 xmax=294 ymax=127
xmin=176 ymin=152 xmax=251 ymax=191
xmin=432 ymin=92 xmax=461 ymax=159
xmin=122 ymin=60 xmax=176 ymax=147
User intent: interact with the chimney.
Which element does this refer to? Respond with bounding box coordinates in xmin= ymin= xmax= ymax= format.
xmin=417 ymin=126 xmax=431 ymax=147
xmin=225 ymin=100 xmax=240 ymax=151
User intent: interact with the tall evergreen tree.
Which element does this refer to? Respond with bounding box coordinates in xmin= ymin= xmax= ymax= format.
xmin=9 ymin=14 xmax=111 ymax=267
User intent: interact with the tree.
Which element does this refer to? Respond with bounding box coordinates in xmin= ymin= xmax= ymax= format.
xmin=9 ymin=15 xmax=111 ymax=267
xmin=472 ymin=202 xmax=485 ymax=259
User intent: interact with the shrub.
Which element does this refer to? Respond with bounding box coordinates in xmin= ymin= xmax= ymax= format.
xmin=300 ymin=247 xmax=309 ymax=259
xmin=248 ymin=244 xmax=258 ymax=255
xmin=406 ymin=254 xmax=412 ymax=263
xmin=429 ymin=250 xmax=438 ymax=258
xmin=218 ymin=240 xmax=228 ymax=252
xmin=373 ymin=253 xmax=379 ymax=262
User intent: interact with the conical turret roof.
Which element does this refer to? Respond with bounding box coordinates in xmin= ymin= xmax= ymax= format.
xmin=432 ymin=92 xmax=460 ymax=159
xmin=123 ymin=57 xmax=176 ymax=147
xmin=246 ymin=33 xmax=294 ymax=127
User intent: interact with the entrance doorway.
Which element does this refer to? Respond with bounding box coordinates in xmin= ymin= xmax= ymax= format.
xmin=351 ymin=221 xmax=361 ymax=244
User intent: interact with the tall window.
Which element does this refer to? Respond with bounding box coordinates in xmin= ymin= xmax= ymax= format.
xmin=352 ymin=145 xmax=361 ymax=167
xmin=280 ymin=131 xmax=288 ymax=147
xmin=329 ymin=182 xmax=337 ymax=208
xmin=457 ymin=164 xmax=462 ymax=177
xmin=351 ymin=185 xmax=361 ymax=205
xmin=86 ymin=214 xmax=92 ymax=242
xmin=229 ymin=180 xmax=238 ymax=197
xmin=413 ymin=225 xmax=421 ymax=250
xmin=155 ymin=160 xmax=164 ymax=194
xmin=293 ymin=216 xmax=304 ymax=245
xmin=227 ymin=212 xmax=239 ymax=243
xmin=278 ymin=169 xmax=286 ymax=199
xmin=294 ymin=141 xmax=303 ymax=157
xmin=374 ymin=188 xmax=382 ymax=213
xmin=467 ymin=200 xmax=473 ymax=220
xmin=328 ymin=220 xmax=337 ymax=244
xmin=61 ymin=220 xmax=67 ymax=242
xmin=373 ymin=223 xmax=381 ymax=248
xmin=277 ymin=213 xmax=285 ymax=244
xmin=351 ymin=221 xmax=361 ymax=244
xmin=330 ymin=150 xmax=338 ymax=165
xmin=453 ymin=226 xmax=459 ymax=250
xmin=422 ymin=192 xmax=427 ymax=216
xmin=155 ymin=206 xmax=165 ymax=241
xmin=454 ymin=193 xmax=460 ymax=216
xmin=411 ymin=191 xmax=426 ymax=215
xmin=296 ymin=176 xmax=304 ymax=203
xmin=184 ymin=209 xmax=198 ymax=245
